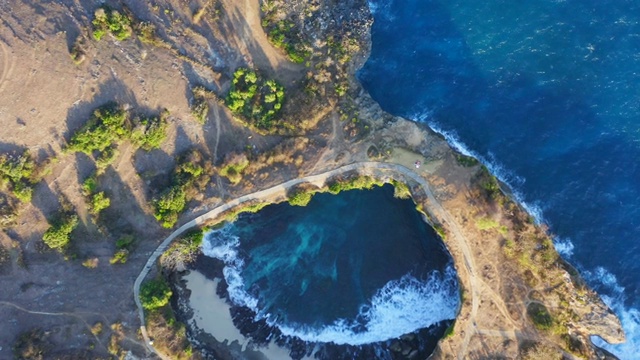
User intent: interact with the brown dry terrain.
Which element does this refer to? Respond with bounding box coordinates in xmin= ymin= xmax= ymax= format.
xmin=0 ymin=0 xmax=625 ymax=359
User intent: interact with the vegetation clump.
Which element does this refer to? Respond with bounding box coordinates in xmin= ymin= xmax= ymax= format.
xmin=92 ymin=6 xmax=132 ymax=41
xmin=82 ymin=174 xmax=110 ymax=218
xmin=42 ymin=213 xmax=79 ymax=251
xmin=527 ymin=302 xmax=554 ymax=331
xmin=153 ymin=150 xmax=211 ymax=228
xmin=328 ymin=175 xmax=385 ymax=195
xmin=130 ymin=111 xmax=169 ymax=151
xmin=0 ymin=151 xmax=35 ymax=203
xmin=261 ymin=1 xmax=310 ymax=64
xmin=219 ymin=153 xmax=250 ymax=185
xmin=287 ymin=189 xmax=313 ymax=207
xmin=161 ymin=229 xmax=204 ymax=270
xmin=95 ymin=146 xmax=119 ymax=173
xmin=68 ymin=103 xmax=169 ymax=158
xmin=226 ymin=68 xmax=285 ymax=131
xmin=190 ymin=87 xmax=210 ymax=124
xmin=140 ymin=278 xmax=173 ymax=311
xmin=110 ymin=235 xmax=135 ymax=264
xmin=68 ymin=103 xmax=130 ymax=155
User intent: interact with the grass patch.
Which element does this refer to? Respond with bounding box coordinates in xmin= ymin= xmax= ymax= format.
xmin=92 ymin=6 xmax=132 ymax=41
xmin=43 ymin=213 xmax=79 ymax=252
xmin=475 ymin=216 xmax=499 ymax=231
xmin=226 ymin=68 xmax=285 ymax=131
xmin=455 ymin=154 xmax=479 ymax=167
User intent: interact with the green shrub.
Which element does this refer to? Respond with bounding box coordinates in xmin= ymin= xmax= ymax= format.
xmin=92 ymin=7 xmax=132 ymax=41
xmin=225 ymin=68 xmax=285 ymax=130
xmin=390 ymin=180 xmax=411 ymax=199
xmin=82 ymin=175 xmax=98 ymax=196
xmin=288 ymin=190 xmax=313 ymax=207
xmin=140 ymin=278 xmax=173 ymax=311
xmin=191 ymin=97 xmax=209 ymax=124
xmin=0 ymin=151 xmax=35 ymax=203
xmin=96 ymin=146 xmax=119 ymax=172
xmin=152 ymin=150 xmax=210 ymax=228
xmin=219 ymin=153 xmax=249 ymax=185
xmin=43 ymin=214 xmax=79 ymax=251
xmin=89 ymin=191 xmax=111 ymax=215
xmin=109 ymin=249 xmax=129 ymax=264
xmin=130 ymin=112 xmax=169 ymax=150
xmin=527 ymin=302 xmax=554 ymax=330
xmin=68 ymin=104 xmax=130 ymax=154
xmin=116 ymin=235 xmax=135 ymax=250
xmin=154 ymin=186 xmax=187 ymax=228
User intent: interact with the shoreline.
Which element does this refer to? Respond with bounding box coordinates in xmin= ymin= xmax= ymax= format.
xmin=139 ymin=156 xmax=625 ymax=359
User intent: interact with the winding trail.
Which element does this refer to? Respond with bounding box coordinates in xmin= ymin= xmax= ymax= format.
xmin=133 ymin=160 xmax=483 ymax=358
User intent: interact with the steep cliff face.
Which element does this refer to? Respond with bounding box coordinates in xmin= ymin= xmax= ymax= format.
xmin=271 ymin=0 xmax=626 ymax=357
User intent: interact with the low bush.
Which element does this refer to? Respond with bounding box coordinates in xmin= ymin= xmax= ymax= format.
xmin=219 ymin=153 xmax=249 ymax=185
xmin=527 ymin=302 xmax=554 ymax=330
xmin=154 ymin=186 xmax=187 ymax=228
xmin=92 ymin=6 xmax=132 ymax=41
xmin=161 ymin=229 xmax=203 ymax=270
xmin=287 ymin=189 xmax=313 ymax=207
xmin=43 ymin=213 xmax=79 ymax=251
xmin=110 ymin=235 xmax=134 ymax=264
xmin=130 ymin=111 xmax=169 ymax=150
xmin=95 ymin=146 xmax=119 ymax=173
xmin=89 ymin=191 xmax=111 ymax=215
xmin=0 ymin=151 xmax=35 ymax=203
xmin=153 ymin=150 xmax=210 ymax=228
xmin=140 ymin=278 xmax=173 ymax=311
xmin=190 ymin=89 xmax=209 ymax=124
xmin=68 ymin=103 xmax=130 ymax=155
xmin=225 ymin=68 xmax=285 ymax=131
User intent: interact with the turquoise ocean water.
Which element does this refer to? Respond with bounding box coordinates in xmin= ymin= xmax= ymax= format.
xmin=358 ymin=0 xmax=640 ymax=357
xmin=202 ymin=185 xmax=459 ymax=358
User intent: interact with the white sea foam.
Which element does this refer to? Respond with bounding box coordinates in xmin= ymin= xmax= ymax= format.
xmin=202 ymin=226 xmax=459 ymax=346
xmin=553 ymin=237 xmax=575 ymax=257
xmin=582 ymin=267 xmax=639 ymax=360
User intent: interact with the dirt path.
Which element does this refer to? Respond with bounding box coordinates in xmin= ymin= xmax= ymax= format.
xmin=133 ymin=159 xmax=495 ymax=358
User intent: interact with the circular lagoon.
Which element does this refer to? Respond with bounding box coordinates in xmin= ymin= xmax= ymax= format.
xmin=184 ymin=184 xmax=459 ymax=359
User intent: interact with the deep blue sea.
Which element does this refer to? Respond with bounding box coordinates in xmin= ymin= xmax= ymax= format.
xmin=358 ymin=0 xmax=640 ymax=357
xmin=202 ymin=185 xmax=459 ymax=358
